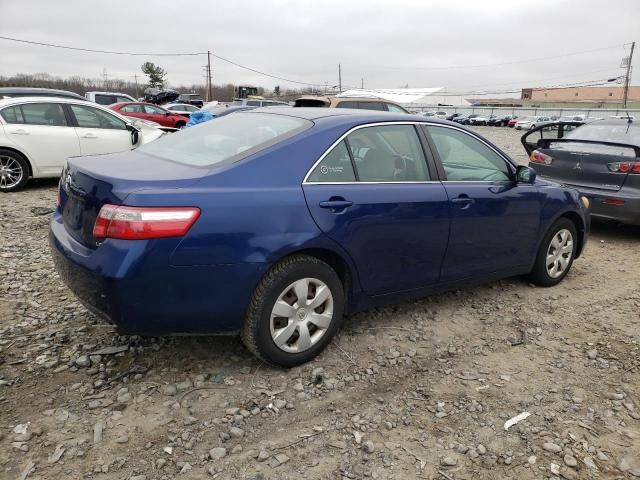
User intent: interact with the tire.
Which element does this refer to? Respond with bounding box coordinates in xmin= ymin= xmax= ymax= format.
xmin=176 ymin=122 xmax=186 ymax=129
xmin=526 ymin=218 xmax=577 ymax=287
xmin=0 ymin=149 xmax=29 ymax=192
xmin=241 ymin=255 xmax=345 ymax=367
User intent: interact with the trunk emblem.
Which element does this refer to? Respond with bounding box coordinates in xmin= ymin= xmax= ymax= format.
xmin=64 ymin=173 xmax=72 ymax=191
xmin=572 ymin=161 xmax=582 ymax=171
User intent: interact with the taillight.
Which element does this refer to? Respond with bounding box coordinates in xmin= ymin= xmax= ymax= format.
xmin=93 ymin=204 xmax=200 ymax=240
xmin=530 ymin=150 xmax=553 ymax=165
xmin=607 ymin=162 xmax=640 ymax=173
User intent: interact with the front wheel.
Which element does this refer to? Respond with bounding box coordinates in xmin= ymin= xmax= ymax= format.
xmin=241 ymin=255 xmax=344 ymax=367
xmin=526 ymin=218 xmax=577 ymax=287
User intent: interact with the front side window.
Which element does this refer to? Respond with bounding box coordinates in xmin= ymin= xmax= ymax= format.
xmin=138 ymin=112 xmax=311 ymax=167
xmin=348 ymin=125 xmax=429 ymax=181
xmin=70 ymin=105 xmax=127 ymax=130
xmin=428 ymin=126 xmax=511 ymax=182
xmin=0 ymin=105 xmax=25 ymax=124
xmin=386 ymin=103 xmax=407 ymax=113
xmin=143 ymin=105 xmax=166 ymax=115
xmin=246 ymin=100 xmax=260 ymax=106
xmin=21 ymin=103 xmax=68 ymax=126
xmin=307 ymin=141 xmax=355 ymax=182
xmin=335 ymin=101 xmax=358 ymax=109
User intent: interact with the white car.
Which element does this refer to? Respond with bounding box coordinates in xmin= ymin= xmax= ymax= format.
xmin=0 ymin=97 xmax=164 ymax=192
xmin=163 ymin=103 xmax=201 ymax=118
xmin=515 ymin=116 xmax=552 ymax=130
xmin=468 ymin=114 xmax=491 ymax=126
xmin=85 ymin=91 xmax=137 ymax=105
xmin=423 ymin=110 xmax=447 ymax=119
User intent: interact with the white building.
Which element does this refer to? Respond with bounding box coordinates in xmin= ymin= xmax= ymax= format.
xmin=337 ymin=88 xmax=471 ymax=107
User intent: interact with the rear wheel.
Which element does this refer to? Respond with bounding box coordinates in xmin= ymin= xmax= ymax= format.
xmin=241 ymin=255 xmax=344 ymax=367
xmin=176 ymin=121 xmax=186 ymax=129
xmin=527 ymin=218 xmax=577 ymax=287
xmin=0 ymin=149 xmax=29 ymax=192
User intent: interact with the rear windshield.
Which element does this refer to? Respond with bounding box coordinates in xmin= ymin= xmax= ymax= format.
xmin=564 ymin=122 xmax=640 ymax=147
xmin=137 ymin=112 xmax=311 ymax=167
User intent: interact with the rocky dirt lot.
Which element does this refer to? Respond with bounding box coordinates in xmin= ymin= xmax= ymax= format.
xmin=1 ymin=126 xmax=639 ymax=480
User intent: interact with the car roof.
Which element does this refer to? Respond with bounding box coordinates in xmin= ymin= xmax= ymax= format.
xmin=586 ymin=118 xmax=635 ymax=126
xmin=86 ymin=91 xmax=133 ymax=96
xmin=0 ymin=96 xmax=97 ymax=108
xmin=164 ymin=103 xmax=195 ymax=108
xmin=247 ymin=106 xmax=445 ymax=126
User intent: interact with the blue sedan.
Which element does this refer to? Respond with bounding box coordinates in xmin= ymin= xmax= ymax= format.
xmin=50 ymin=108 xmax=590 ymax=367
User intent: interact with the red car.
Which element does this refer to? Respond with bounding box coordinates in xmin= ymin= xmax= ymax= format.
xmin=508 ymin=116 xmax=521 ymax=128
xmin=110 ymin=102 xmax=188 ymax=128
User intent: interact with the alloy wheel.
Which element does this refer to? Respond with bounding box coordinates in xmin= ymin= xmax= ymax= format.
xmin=546 ymin=229 xmax=574 ymax=278
xmin=270 ymin=277 xmax=334 ymax=353
xmin=0 ymin=155 xmax=23 ymax=190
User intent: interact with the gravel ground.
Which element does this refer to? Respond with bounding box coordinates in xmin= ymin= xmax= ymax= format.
xmin=1 ymin=126 xmax=640 ymax=480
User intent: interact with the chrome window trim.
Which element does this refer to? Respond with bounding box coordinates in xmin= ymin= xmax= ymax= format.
xmin=302 ymin=121 xmax=515 ymax=185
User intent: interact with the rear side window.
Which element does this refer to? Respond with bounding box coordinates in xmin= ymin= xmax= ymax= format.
xmin=138 ymin=112 xmax=311 ymax=167
xmin=335 ymin=101 xmax=358 ymax=109
xmin=428 ymin=126 xmax=511 ymax=182
xmin=94 ymin=94 xmax=116 ymax=105
xmin=246 ymin=100 xmax=260 ymax=106
xmin=0 ymin=105 xmax=25 ymax=124
xmin=121 ymin=104 xmax=144 ymax=113
xmin=21 ymin=103 xmax=68 ymax=126
xmin=307 ymin=141 xmax=356 ymax=182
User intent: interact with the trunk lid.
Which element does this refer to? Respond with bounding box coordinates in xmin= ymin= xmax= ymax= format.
xmin=533 ymin=139 xmax=640 ymax=192
xmin=60 ymin=150 xmax=206 ymax=248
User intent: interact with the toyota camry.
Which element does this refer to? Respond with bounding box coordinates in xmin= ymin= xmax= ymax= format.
xmin=50 ymin=108 xmax=590 ymax=367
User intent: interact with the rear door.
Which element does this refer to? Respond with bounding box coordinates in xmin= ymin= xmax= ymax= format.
xmin=425 ymin=124 xmax=542 ymax=280
xmin=0 ymin=102 xmax=80 ymax=175
xmin=68 ymin=104 xmax=134 ymax=156
xmin=302 ymin=123 xmax=450 ymax=296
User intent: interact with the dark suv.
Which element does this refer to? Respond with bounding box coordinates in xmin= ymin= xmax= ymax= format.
xmin=177 ymin=94 xmax=204 ymax=107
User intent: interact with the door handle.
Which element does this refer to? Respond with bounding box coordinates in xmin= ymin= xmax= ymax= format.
xmin=81 ymin=133 xmax=98 ymax=139
xmin=451 ymin=195 xmax=475 ymax=209
xmin=319 ymin=198 xmax=353 ymax=211
xmin=11 ymin=129 xmax=29 ymax=135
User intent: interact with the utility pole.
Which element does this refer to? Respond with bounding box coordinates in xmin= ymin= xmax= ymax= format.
xmin=207 ymin=50 xmax=213 ymax=102
xmin=133 ymin=74 xmax=139 ymax=99
xmin=102 ymin=68 xmax=108 ymax=88
xmin=622 ymin=41 xmax=635 ymax=109
xmin=361 ymin=78 xmax=364 ymax=89
xmin=338 ymin=64 xmax=342 ymax=94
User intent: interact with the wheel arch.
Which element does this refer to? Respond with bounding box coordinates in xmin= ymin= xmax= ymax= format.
xmin=0 ymin=145 xmax=33 ymax=176
xmin=558 ymin=211 xmax=586 ymax=258
xmin=270 ymin=247 xmax=356 ymax=312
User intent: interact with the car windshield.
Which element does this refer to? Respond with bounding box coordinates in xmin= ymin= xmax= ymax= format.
xmin=564 ymin=122 xmax=640 ymax=146
xmin=137 ymin=112 xmax=311 ymax=167
xmin=520 ymin=117 xmax=536 ymax=121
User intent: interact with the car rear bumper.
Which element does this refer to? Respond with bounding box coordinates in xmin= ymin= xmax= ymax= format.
xmin=49 ymin=211 xmax=263 ymax=335
xmin=541 ymin=181 xmax=640 ymax=226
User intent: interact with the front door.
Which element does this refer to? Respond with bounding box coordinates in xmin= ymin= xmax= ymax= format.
xmin=424 ymin=125 xmax=542 ymax=281
xmin=1 ymin=102 xmax=80 ymax=175
xmin=303 ymin=124 xmax=450 ymax=296
xmin=68 ymin=104 xmax=134 ymax=156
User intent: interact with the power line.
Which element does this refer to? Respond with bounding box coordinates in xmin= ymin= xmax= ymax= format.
xmin=408 ymin=45 xmax=625 ymax=70
xmin=0 ymin=35 xmax=327 ymax=87
xmin=0 ymin=35 xmax=206 ymax=56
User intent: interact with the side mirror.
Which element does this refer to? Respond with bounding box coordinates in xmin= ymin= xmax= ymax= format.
xmin=516 ymin=165 xmax=536 ymax=184
xmin=126 ymin=123 xmax=140 ymax=145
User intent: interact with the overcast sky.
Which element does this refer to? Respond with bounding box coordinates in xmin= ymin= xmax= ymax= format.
xmin=0 ymin=0 xmax=638 ymax=94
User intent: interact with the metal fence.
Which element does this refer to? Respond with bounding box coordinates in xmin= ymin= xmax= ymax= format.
xmin=408 ymin=105 xmax=640 ymax=118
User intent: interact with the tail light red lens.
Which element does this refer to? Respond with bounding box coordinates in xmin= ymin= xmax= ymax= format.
xmin=93 ymin=204 xmax=201 ymax=240
xmin=530 ymin=150 xmax=553 ymax=165
xmin=607 ymin=162 xmax=640 ymax=173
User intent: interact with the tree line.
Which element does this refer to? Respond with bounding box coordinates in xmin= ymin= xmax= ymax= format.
xmin=0 ymin=72 xmax=320 ymax=102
